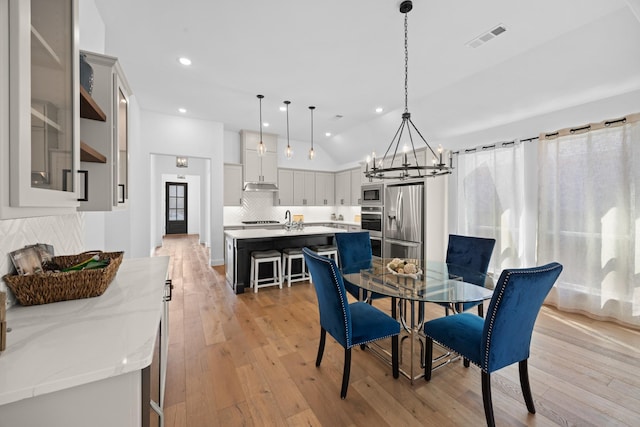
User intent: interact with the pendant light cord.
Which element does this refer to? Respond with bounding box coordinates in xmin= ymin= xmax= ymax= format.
xmin=310 ymin=107 xmax=314 ymax=149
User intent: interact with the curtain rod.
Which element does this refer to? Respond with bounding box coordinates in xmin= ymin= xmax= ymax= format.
xmin=542 ymin=113 xmax=638 ymax=140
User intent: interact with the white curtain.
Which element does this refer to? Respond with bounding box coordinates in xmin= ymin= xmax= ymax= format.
xmin=538 ymin=120 xmax=640 ymax=326
xmin=452 ymin=142 xmax=526 ymax=274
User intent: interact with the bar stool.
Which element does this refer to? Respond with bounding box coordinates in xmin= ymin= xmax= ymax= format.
xmin=249 ymin=250 xmax=283 ymax=293
xmin=282 ymin=247 xmax=308 ymax=286
xmin=307 ymin=245 xmax=338 ymax=283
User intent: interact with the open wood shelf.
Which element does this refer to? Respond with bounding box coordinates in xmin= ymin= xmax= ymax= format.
xmin=80 ymin=86 xmax=106 ymax=121
xmin=80 ymin=141 xmax=107 ymax=163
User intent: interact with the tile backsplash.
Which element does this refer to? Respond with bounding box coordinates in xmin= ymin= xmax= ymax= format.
xmin=224 ymin=192 xmax=361 ymax=224
xmin=0 ymin=214 xmax=84 ymax=308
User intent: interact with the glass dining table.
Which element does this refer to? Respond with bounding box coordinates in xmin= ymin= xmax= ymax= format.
xmin=343 ymin=259 xmax=494 ymax=383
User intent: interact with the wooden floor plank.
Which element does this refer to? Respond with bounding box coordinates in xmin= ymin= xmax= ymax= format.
xmin=157 ymin=235 xmax=640 ymax=427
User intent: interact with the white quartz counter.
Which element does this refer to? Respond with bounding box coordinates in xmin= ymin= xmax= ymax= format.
xmin=0 ymin=256 xmax=170 ymax=406
xmin=224 ymin=225 xmax=346 ymax=240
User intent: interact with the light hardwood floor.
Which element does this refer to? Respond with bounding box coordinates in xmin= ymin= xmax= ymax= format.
xmin=156 ymin=235 xmax=640 ymax=426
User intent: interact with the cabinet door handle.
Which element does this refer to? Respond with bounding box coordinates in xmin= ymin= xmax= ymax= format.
xmin=164 ymin=279 xmax=173 ymax=302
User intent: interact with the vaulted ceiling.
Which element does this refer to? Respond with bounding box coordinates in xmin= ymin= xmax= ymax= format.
xmin=93 ymin=0 xmax=640 ymax=164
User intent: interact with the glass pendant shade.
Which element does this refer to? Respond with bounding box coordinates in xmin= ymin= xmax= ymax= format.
xmin=309 ymin=105 xmax=316 ymax=160
xmin=256 ymin=94 xmax=266 ymax=156
xmin=284 ymin=100 xmax=293 ymax=159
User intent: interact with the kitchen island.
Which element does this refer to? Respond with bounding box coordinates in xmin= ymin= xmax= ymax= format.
xmin=224 ymin=226 xmax=346 ymax=293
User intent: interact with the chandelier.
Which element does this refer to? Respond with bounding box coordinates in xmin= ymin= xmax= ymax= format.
xmin=364 ymin=0 xmax=452 ymax=180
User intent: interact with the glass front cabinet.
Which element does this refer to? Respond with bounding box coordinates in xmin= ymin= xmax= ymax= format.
xmin=78 ymin=51 xmax=131 ymax=211
xmin=6 ymin=0 xmax=80 ymax=214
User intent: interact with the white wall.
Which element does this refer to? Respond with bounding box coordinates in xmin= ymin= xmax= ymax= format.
xmin=79 ymin=0 xmax=105 ymax=53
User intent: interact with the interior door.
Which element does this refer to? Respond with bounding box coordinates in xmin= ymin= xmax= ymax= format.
xmin=165 ymin=182 xmax=187 ymax=234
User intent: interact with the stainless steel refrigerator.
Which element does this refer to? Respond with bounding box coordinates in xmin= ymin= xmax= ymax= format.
xmin=384 ymin=181 xmax=424 ymax=260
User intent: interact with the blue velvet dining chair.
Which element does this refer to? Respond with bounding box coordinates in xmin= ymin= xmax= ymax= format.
xmin=334 ymin=231 xmax=385 ymax=302
xmin=423 ymin=262 xmax=563 ymax=427
xmin=444 ymin=234 xmax=496 ymax=316
xmin=302 ymin=247 xmax=400 ymax=399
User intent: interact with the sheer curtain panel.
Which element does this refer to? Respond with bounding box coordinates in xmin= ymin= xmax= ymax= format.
xmin=452 ymin=143 xmax=526 ymax=274
xmin=538 ymin=119 xmax=640 ymax=326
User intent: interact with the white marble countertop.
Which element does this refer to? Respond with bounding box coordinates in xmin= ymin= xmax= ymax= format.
xmin=224 ymin=225 xmax=347 ymax=240
xmin=0 ymin=256 xmax=170 ymax=406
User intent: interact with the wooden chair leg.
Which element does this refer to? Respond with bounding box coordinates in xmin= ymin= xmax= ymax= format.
xmin=316 ymin=328 xmax=326 ymax=367
xmin=391 ymin=335 xmax=399 ymax=379
xmin=424 ymin=337 xmax=433 ymax=381
xmin=519 ymin=359 xmax=536 ymax=414
xmin=340 ymin=348 xmax=352 ymax=399
xmin=481 ymin=371 xmax=496 ymax=427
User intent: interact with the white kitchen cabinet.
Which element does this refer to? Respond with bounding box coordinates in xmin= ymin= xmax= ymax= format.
xmin=2 ymin=0 xmax=80 ymax=218
xmin=241 ymin=130 xmax=278 ymax=184
xmin=223 ymin=163 xmax=243 ymax=206
xmin=335 ymin=171 xmax=350 ymax=206
xmin=293 ymin=170 xmax=315 ymax=206
xmin=314 ymin=172 xmax=334 ymax=206
xmin=78 ymin=51 xmax=132 ymax=211
xmin=277 ymin=169 xmax=294 ymax=205
xmin=350 ymin=168 xmax=362 ymax=205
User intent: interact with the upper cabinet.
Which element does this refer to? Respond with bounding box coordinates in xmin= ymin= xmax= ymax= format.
xmin=223 ymin=163 xmax=243 ymax=206
xmin=78 ymin=51 xmax=132 ymax=211
xmin=241 ymin=130 xmax=278 ymax=184
xmin=277 ymin=169 xmax=293 ymax=205
xmin=350 ymin=168 xmax=361 ymax=205
xmin=335 ymin=171 xmax=350 ymax=206
xmin=5 ymin=0 xmax=80 ymax=213
xmin=314 ymin=172 xmax=334 ymax=206
xmin=293 ymin=170 xmax=315 ymax=206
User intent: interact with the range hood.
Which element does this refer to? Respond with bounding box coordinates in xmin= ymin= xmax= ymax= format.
xmin=243 ymin=182 xmax=279 ymax=192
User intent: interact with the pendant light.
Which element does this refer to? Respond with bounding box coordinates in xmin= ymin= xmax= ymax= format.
xmin=284 ymin=100 xmax=293 ymax=159
xmin=256 ymin=94 xmax=266 ymax=156
xmin=308 ymin=106 xmax=316 ymax=160
xmin=363 ymin=0 xmax=452 ymax=180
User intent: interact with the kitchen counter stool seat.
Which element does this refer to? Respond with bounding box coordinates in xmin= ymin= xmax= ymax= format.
xmin=308 ymin=245 xmax=338 ymax=283
xmin=282 ymin=247 xmax=308 ymax=286
xmin=250 ymin=250 xmax=283 ymax=292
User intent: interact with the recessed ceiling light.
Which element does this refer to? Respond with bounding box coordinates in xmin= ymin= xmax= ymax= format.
xmin=325 ymin=132 xmax=332 ymax=137
xmin=375 ymin=107 xmax=383 ymax=113
xmin=178 ymin=57 xmax=192 ymax=66
xmin=263 ymin=122 xmax=269 ymax=127
xmin=178 ymin=108 xmax=187 ymax=113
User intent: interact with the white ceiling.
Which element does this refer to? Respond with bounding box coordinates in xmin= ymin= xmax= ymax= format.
xmin=92 ymin=0 xmax=640 ymax=164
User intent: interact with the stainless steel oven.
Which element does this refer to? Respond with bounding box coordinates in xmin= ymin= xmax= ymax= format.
xmin=361 ymin=184 xmax=383 ymax=206
xmin=361 ymin=206 xmax=383 ymax=237
xmin=370 ymin=236 xmax=382 ymax=259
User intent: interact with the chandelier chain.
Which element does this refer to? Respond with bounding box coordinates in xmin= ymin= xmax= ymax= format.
xmin=404 ymin=11 xmax=409 ymax=113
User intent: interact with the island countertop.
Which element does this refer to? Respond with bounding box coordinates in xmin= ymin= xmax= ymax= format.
xmin=0 ymin=256 xmax=170 ymax=407
xmin=224 ymin=225 xmax=346 ymax=240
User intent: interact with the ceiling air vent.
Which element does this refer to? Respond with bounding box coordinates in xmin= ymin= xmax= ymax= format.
xmin=466 ymin=24 xmax=507 ymax=48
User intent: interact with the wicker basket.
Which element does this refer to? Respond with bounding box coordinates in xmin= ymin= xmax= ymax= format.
xmin=2 ymin=251 xmax=123 ymax=306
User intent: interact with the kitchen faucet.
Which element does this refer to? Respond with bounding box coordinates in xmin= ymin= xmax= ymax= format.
xmin=284 ymin=210 xmax=293 ymax=230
